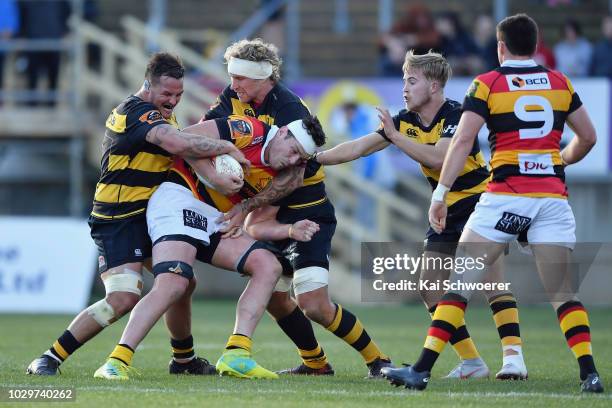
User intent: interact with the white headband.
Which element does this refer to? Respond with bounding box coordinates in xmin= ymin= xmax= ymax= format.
xmin=227 ymin=57 xmax=273 ymax=79
xmin=286 ymin=120 xmax=317 ymax=156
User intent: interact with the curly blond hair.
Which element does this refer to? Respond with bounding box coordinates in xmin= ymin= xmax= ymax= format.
xmin=224 ymin=38 xmax=282 ymax=82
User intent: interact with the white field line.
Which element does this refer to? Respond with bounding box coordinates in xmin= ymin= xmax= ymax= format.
xmin=6 ymin=384 xmax=610 ymax=400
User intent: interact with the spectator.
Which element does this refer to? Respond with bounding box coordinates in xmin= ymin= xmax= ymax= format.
xmin=534 ymin=32 xmax=556 ymax=69
xmin=379 ymin=3 xmax=441 ymax=76
xmin=436 ymin=12 xmax=481 ymax=75
xmin=19 ymin=0 xmax=71 ymax=106
xmin=0 ymin=0 xmax=19 ymax=90
xmin=554 ymin=19 xmax=592 ymax=77
xmin=472 ymin=14 xmax=498 ymax=71
xmin=590 ymin=15 xmax=612 ymax=78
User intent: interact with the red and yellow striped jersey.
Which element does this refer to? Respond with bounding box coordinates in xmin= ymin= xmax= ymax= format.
xmin=169 ymin=115 xmax=279 ymax=212
xmin=463 ymin=60 xmax=582 ymax=198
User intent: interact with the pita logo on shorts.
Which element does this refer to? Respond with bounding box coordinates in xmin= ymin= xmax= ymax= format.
xmin=98 ymin=256 xmax=106 ymax=269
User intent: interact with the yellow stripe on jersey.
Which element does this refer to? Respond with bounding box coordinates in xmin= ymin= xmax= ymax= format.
xmin=91 ymin=208 xmax=145 ymax=220
xmin=108 ymin=152 xmax=172 ymax=173
xmin=288 ymin=197 xmax=328 ymax=209
xmin=303 ymin=166 xmax=325 ymax=186
xmin=491 ymin=149 xmax=562 ymax=168
xmin=489 ymin=90 xmax=572 ymax=114
xmin=95 ymin=184 xmax=159 ymax=203
xmin=105 ymin=109 xmax=127 ymax=133
xmin=446 ymin=178 xmax=489 ymax=207
xmin=460 ymin=152 xmax=487 ymax=175
xmin=398 ymin=121 xmax=443 ymax=145
xmin=229 ymin=98 xmax=275 ymax=126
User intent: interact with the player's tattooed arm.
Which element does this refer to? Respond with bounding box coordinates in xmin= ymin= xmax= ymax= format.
xmin=243 ymin=165 xmax=305 ymax=212
xmin=146 ymin=124 xmax=250 ymax=167
xmin=218 ymin=165 xmax=305 ymax=238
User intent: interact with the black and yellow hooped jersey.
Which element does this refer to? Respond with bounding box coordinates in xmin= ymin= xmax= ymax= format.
xmin=91 ymin=95 xmax=178 ymax=220
xmin=204 ymin=83 xmax=326 ymax=208
xmin=377 ymin=99 xmax=490 ymax=212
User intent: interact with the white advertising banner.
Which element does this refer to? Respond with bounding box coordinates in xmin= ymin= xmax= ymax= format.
xmin=0 ymin=217 xmax=97 ymax=313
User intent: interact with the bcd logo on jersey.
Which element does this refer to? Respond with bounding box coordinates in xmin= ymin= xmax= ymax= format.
xmin=518 ymin=153 xmax=555 ymax=175
xmin=506 ymin=73 xmax=551 ymax=91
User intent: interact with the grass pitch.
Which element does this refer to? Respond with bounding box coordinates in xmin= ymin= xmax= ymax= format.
xmin=1 ymin=301 xmax=610 ymax=407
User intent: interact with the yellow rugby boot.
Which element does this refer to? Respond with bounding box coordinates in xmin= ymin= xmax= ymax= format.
xmin=93 ymin=358 xmax=139 ymax=380
xmin=216 ymin=349 xmax=278 ymax=379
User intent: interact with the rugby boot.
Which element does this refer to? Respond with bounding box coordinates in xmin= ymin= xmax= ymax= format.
xmin=381 ymin=364 xmax=430 ymax=391
xmin=169 ymin=356 xmax=217 ymax=375
xmin=367 ymin=357 xmax=395 ymax=379
xmin=216 ymin=348 xmax=278 ymax=379
xmin=26 ymin=355 xmax=60 ymax=376
xmin=93 ymin=358 xmax=139 ymax=380
xmin=581 ymin=373 xmax=604 ymax=393
xmin=444 ymin=358 xmax=490 ymax=379
xmin=277 ymin=363 xmax=335 ymax=376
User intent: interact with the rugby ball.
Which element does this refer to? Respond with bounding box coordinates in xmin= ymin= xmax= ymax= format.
xmin=213 ymin=154 xmax=244 ymax=180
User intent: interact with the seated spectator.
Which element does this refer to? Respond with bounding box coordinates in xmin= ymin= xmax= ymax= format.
xmin=472 ymin=14 xmax=498 ymax=71
xmin=590 ymin=15 xmax=612 ymax=78
xmin=436 ymin=12 xmax=481 ymax=75
xmin=535 ymin=32 xmax=556 ymax=69
xmin=379 ymin=3 xmax=441 ymax=76
xmin=554 ymin=19 xmax=592 ymax=77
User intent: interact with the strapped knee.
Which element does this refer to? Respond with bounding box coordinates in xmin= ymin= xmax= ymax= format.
xmin=152 ymin=261 xmax=194 ymax=280
xmin=293 ymin=266 xmax=328 ymax=295
xmin=103 ymin=268 xmax=143 ymax=296
xmin=86 ymin=299 xmax=116 ymax=327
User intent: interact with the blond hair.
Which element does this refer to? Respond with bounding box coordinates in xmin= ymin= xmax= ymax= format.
xmin=223 ymin=38 xmax=282 ymax=82
xmin=402 ymin=50 xmax=452 ymax=88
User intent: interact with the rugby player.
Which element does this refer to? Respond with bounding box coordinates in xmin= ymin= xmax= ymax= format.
xmin=315 ymin=51 xmax=527 ymax=380
xmin=207 ymin=38 xmax=393 ymax=377
xmin=382 ymin=14 xmax=603 ymax=393
xmin=93 ymin=114 xmax=326 ymax=380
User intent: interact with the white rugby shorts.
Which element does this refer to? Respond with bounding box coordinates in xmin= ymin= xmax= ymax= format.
xmin=147 ymin=182 xmax=225 ymax=245
xmin=464 ymin=192 xmax=576 ymax=248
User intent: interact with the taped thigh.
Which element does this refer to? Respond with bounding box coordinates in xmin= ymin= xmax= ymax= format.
xmin=103 ymin=268 xmax=143 ymax=296
xmin=292 ymin=266 xmax=329 ymax=295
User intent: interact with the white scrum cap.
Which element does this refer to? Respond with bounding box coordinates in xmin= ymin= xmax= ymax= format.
xmin=286 ymin=120 xmax=317 ymax=156
xmin=227 ymin=57 xmax=273 ymax=79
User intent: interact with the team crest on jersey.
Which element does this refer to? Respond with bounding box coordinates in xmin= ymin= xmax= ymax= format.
xmin=139 ymin=110 xmax=165 ymax=124
xmin=506 ymin=73 xmax=551 ymax=91
xmin=244 ymin=108 xmax=256 ymax=117
xmin=467 ymin=80 xmax=479 ymax=97
xmin=230 ymin=118 xmax=253 ymax=137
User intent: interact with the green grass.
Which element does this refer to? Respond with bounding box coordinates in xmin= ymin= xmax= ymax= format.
xmin=1 ymin=301 xmax=611 ymax=407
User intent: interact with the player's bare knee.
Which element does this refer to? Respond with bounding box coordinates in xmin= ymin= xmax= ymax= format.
xmin=106 ymin=291 xmax=140 ymax=316
xmin=244 ymin=249 xmax=282 ymax=281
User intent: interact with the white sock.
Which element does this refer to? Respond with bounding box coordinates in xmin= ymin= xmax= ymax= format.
xmin=502 ymin=345 xmax=525 ymax=366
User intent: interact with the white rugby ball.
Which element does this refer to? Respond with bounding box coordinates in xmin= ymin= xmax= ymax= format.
xmin=213 ymin=154 xmax=244 ymax=180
